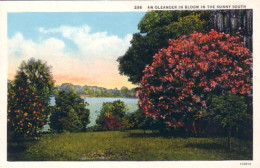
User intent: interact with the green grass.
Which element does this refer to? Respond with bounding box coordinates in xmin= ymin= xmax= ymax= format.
xmin=8 ymin=130 xmax=252 ymax=161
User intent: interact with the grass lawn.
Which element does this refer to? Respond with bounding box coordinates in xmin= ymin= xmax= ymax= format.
xmin=8 ymin=130 xmax=252 ymax=161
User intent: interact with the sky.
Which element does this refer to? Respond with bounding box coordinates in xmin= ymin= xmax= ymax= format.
xmin=8 ymin=12 xmax=145 ymax=89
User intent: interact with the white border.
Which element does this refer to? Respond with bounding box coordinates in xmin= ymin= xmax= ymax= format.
xmin=0 ymin=1 xmax=259 ymax=168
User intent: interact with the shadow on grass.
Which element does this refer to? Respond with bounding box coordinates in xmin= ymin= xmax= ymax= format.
xmin=8 ymin=143 xmax=27 ymax=153
xmin=125 ymin=131 xmax=188 ymax=139
xmin=125 ymin=132 xmax=163 ymax=138
xmin=7 ymin=142 xmax=28 ymax=161
xmin=185 ymin=142 xmax=226 ymax=150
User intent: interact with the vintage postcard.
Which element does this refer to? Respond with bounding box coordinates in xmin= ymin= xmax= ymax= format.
xmin=0 ymin=0 xmax=259 ymax=168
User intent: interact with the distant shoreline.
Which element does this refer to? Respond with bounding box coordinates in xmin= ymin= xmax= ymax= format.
xmin=79 ymin=94 xmax=137 ymax=99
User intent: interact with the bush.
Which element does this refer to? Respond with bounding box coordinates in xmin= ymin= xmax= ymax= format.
xmin=49 ymin=91 xmax=90 ymax=133
xmin=120 ymin=113 xmax=136 ymax=130
xmin=96 ymin=100 xmax=127 ymax=130
xmin=132 ymin=109 xmax=160 ymax=133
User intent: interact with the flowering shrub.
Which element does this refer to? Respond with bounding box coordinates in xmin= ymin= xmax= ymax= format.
xmin=8 ymin=58 xmax=54 ymax=139
xmin=137 ymin=30 xmax=252 ymax=129
xmin=96 ymin=100 xmax=127 ymax=130
xmin=8 ymin=82 xmax=49 ymax=138
xmin=99 ymin=114 xmax=121 ymax=130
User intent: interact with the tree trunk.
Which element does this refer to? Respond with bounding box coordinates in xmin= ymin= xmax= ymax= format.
xmin=227 ymin=124 xmax=232 ymax=151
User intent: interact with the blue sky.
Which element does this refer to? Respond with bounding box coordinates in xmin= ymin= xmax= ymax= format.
xmin=8 ymin=12 xmax=145 ymax=89
xmin=8 ymin=12 xmax=145 ymax=41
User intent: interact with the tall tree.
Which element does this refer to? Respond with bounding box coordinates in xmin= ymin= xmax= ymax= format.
xmin=117 ymin=11 xmax=210 ymax=84
xmin=8 ymin=58 xmax=54 ymax=138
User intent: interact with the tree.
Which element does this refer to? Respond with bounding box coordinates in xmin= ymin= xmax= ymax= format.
xmin=208 ymin=94 xmax=250 ymax=151
xmin=49 ymin=91 xmax=90 ymax=132
xmin=96 ymin=100 xmax=127 ymax=130
xmin=7 ymin=58 xmax=54 ymax=138
xmin=137 ymin=30 xmax=252 ymax=133
xmin=59 ymin=83 xmax=77 ymax=94
xmin=118 ymin=11 xmax=210 ymax=84
xmin=120 ymin=86 xmax=129 ymax=97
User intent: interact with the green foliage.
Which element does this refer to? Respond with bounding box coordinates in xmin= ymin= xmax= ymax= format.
xmin=49 ymin=91 xmax=90 ymax=132
xmin=207 ymin=94 xmax=252 ymax=150
xmin=60 ymin=108 xmax=83 ymax=132
xmin=120 ymin=86 xmax=129 ymax=97
xmin=15 ymin=58 xmax=54 ymax=102
xmin=138 ymin=11 xmax=191 ymax=34
xmin=132 ymin=109 xmax=159 ymax=132
xmin=51 ymin=87 xmax=59 ymax=96
xmin=167 ymin=13 xmax=207 ymax=38
xmin=8 ymin=58 xmax=54 ymax=139
xmin=120 ymin=114 xmax=135 ymax=130
xmin=59 ymin=84 xmax=77 ymax=94
xmin=208 ymin=94 xmax=251 ymax=135
xmin=96 ymin=100 xmax=128 ymax=130
xmin=117 ymin=109 xmax=161 ymax=132
xmin=101 ymin=100 xmax=127 ymax=118
xmin=118 ymin=11 xmax=211 ymax=84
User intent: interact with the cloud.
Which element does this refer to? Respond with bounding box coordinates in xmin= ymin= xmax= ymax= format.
xmin=8 ymin=25 xmax=136 ymax=89
xmin=39 ymin=25 xmax=91 ymax=40
xmin=39 ymin=25 xmax=132 ymax=61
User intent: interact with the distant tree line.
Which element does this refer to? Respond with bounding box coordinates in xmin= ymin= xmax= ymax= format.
xmin=55 ymin=83 xmax=136 ymax=98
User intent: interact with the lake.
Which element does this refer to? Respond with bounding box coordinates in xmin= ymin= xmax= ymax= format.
xmin=42 ymin=97 xmax=139 ymax=131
